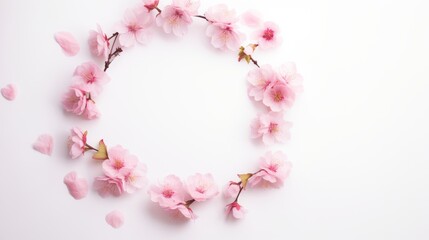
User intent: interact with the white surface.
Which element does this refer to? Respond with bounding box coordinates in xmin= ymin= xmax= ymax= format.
xmin=0 ymin=0 xmax=428 ymax=239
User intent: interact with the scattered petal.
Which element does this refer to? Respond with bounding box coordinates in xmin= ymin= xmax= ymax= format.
xmin=64 ymin=171 xmax=89 ymax=200
xmin=32 ymin=134 xmax=54 ymax=156
xmin=105 ymin=210 xmax=124 ymax=228
xmin=1 ymin=84 xmax=17 ymax=101
xmin=54 ymin=32 xmax=80 ymax=56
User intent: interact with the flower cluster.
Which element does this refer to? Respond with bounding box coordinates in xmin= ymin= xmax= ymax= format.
xmin=67 ymin=127 xmax=147 ymax=197
xmin=148 ymin=173 xmax=219 ymax=219
xmin=224 ymin=151 xmax=292 ymax=219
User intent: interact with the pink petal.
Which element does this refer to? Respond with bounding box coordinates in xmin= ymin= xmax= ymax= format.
xmin=32 ymin=134 xmax=54 ymax=156
xmin=54 ymin=32 xmax=80 ymax=56
xmin=64 ymin=171 xmax=89 ymax=200
xmin=105 ymin=210 xmax=124 ymax=228
xmin=1 ymin=84 xmax=17 ymax=101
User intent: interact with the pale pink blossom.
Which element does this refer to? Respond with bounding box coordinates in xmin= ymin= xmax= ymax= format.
xmin=83 ymin=100 xmax=100 ymax=120
xmin=143 ymin=0 xmax=160 ymax=12
xmin=105 ymin=210 xmax=124 ymax=228
xmin=148 ymin=175 xmax=187 ymax=208
xmin=32 ymin=134 xmax=54 ymax=156
xmin=1 ymin=84 xmax=17 ymax=101
xmin=54 ymin=32 xmax=80 ymax=56
xmin=62 ymin=86 xmax=87 ymax=115
xmin=102 ymin=145 xmax=138 ymax=178
xmin=122 ymin=163 xmax=147 ymax=194
xmin=223 ymin=182 xmax=240 ymax=198
xmin=186 ymin=173 xmax=219 ymax=202
xmin=205 ymin=4 xmax=244 ymax=51
xmin=63 ymin=171 xmax=89 ymax=200
xmin=248 ymin=151 xmax=292 ymax=188
xmin=88 ymin=24 xmax=110 ymax=59
xmin=278 ymin=62 xmax=303 ymax=93
xmin=117 ymin=8 xmax=154 ymax=47
xmin=253 ymin=22 xmax=282 ymax=50
xmin=262 ymin=81 xmax=295 ymax=112
xmin=225 ymin=202 xmax=246 ymax=219
xmin=251 ymin=112 xmax=291 ymax=145
xmin=171 ymin=204 xmax=197 ymax=220
xmin=247 ymin=65 xmax=277 ymax=101
xmin=156 ymin=0 xmax=200 ymax=37
xmin=72 ymin=62 xmax=110 ymax=95
xmin=240 ymin=10 xmax=262 ymax=28
xmin=67 ymin=127 xmax=87 ymax=159
xmin=94 ymin=175 xmax=124 ymax=197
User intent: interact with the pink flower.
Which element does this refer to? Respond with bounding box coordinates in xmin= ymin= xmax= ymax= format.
xmin=171 ymin=204 xmax=197 ymax=220
xmin=54 ymin=32 xmax=80 ymax=56
xmin=156 ymin=0 xmax=199 ymax=37
xmin=83 ymin=100 xmax=100 ymax=120
xmin=240 ymin=10 xmax=262 ymax=28
xmin=253 ymin=22 xmax=282 ymax=50
xmin=102 ymin=145 xmax=138 ymax=178
xmin=117 ymin=8 xmax=154 ymax=47
xmin=250 ymin=112 xmax=291 ymax=145
xmin=1 ymin=84 xmax=17 ymax=101
xmin=225 ymin=202 xmax=246 ymax=219
xmin=186 ymin=173 xmax=218 ymax=202
xmin=63 ymin=171 xmax=89 ymax=200
xmin=33 ymin=134 xmax=54 ymax=156
xmin=67 ymin=127 xmax=87 ymax=159
xmin=62 ymin=86 xmax=87 ymax=115
xmin=143 ymin=0 xmax=159 ymax=12
xmin=88 ymin=24 xmax=110 ymax=60
xmin=205 ymin=4 xmax=244 ymax=51
xmin=122 ymin=163 xmax=147 ymax=194
xmin=247 ymin=65 xmax=277 ymax=101
xmin=262 ymin=81 xmax=295 ymax=112
xmin=248 ymin=151 xmax=292 ymax=188
xmin=148 ymin=175 xmax=186 ymax=208
xmin=94 ymin=175 xmax=124 ymax=197
xmin=278 ymin=62 xmax=303 ymax=93
xmin=223 ymin=182 xmax=240 ymax=198
xmin=105 ymin=210 xmax=124 ymax=228
xmin=72 ymin=62 xmax=110 ymax=95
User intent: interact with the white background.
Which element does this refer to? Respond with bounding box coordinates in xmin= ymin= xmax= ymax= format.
xmin=0 ymin=0 xmax=428 ymax=239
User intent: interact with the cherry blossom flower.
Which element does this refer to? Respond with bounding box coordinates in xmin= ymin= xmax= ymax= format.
xmin=33 ymin=134 xmax=54 ymax=156
xmin=88 ymin=24 xmax=110 ymax=60
xmin=94 ymin=175 xmax=124 ymax=197
xmin=102 ymin=145 xmax=138 ymax=178
xmin=205 ymin=4 xmax=244 ymax=51
xmin=54 ymin=32 xmax=80 ymax=56
xmin=171 ymin=204 xmax=197 ymax=220
xmin=105 ymin=210 xmax=124 ymax=228
xmin=1 ymin=84 xmax=17 ymax=101
xmin=223 ymin=182 xmax=240 ymax=198
xmin=247 ymin=65 xmax=277 ymax=101
xmin=62 ymin=86 xmax=87 ymax=115
xmin=262 ymin=81 xmax=295 ymax=112
xmin=278 ymin=62 xmax=303 ymax=93
xmin=186 ymin=173 xmax=219 ymax=202
xmin=67 ymin=127 xmax=87 ymax=159
xmin=248 ymin=151 xmax=292 ymax=188
xmin=240 ymin=10 xmax=262 ymax=28
xmin=122 ymin=163 xmax=147 ymax=194
xmin=72 ymin=62 xmax=110 ymax=95
xmin=251 ymin=112 xmax=291 ymax=145
xmin=83 ymin=100 xmax=100 ymax=120
xmin=225 ymin=202 xmax=246 ymax=219
xmin=143 ymin=0 xmax=160 ymax=12
xmin=117 ymin=8 xmax=154 ymax=48
xmin=253 ymin=22 xmax=282 ymax=50
xmin=148 ymin=175 xmax=187 ymax=208
xmin=63 ymin=171 xmax=89 ymax=200
xmin=156 ymin=0 xmax=200 ymax=37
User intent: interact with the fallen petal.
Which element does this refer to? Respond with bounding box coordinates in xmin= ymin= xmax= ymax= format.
xmin=54 ymin=32 xmax=80 ymax=56
xmin=64 ymin=171 xmax=89 ymax=200
xmin=1 ymin=84 xmax=17 ymax=101
xmin=32 ymin=134 xmax=54 ymax=156
xmin=105 ymin=210 xmax=124 ymax=228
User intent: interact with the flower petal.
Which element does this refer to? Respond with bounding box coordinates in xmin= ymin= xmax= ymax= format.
xmin=54 ymin=32 xmax=80 ymax=56
xmin=1 ymin=84 xmax=17 ymax=101
xmin=105 ymin=210 xmax=124 ymax=228
xmin=32 ymin=134 xmax=54 ymax=156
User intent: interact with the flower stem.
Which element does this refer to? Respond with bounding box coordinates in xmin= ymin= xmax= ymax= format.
xmin=194 ymin=15 xmax=209 ymax=21
xmin=104 ymin=32 xmax=122 ymax=72
xmin=85 ymin=143 xmax=98 ymax=152
xmin=250 ymin=56 xmax=260 ymax=68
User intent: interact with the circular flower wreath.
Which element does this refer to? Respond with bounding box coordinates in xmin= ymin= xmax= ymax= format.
xmin=61 ymin=0 xmax=302 ymax=221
